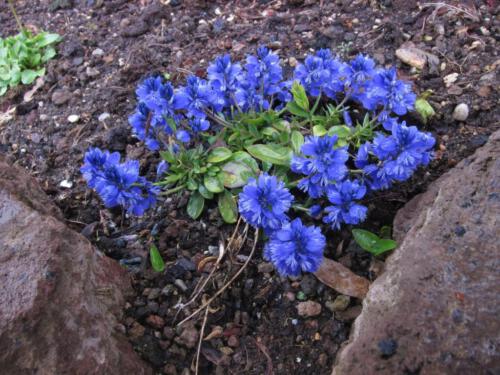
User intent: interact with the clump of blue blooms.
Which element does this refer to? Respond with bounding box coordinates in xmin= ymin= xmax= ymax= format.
xmin=291 ymin=135 xmax=349 ymax=198
xmin=238 ymin=174 xmax=294 ymax=231
xmin=264 ymin=218 xmax=326 ymax=277
xmin=81 ymin=148 xmax=158 ymax=216
xmin=82 ymin=45 xmax=435 ymax=278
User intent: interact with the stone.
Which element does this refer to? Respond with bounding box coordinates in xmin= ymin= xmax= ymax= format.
xmin=0 ymin=156 xmax=151 ymax=374
xmin=59 ymin=179 xmax=73 ymax=188
xmin=333 ymin=130 xmax=500 ymax=375
xmin=297 ymin=301 xmax=322 ymax=317
xmin=175 ymin=324 xmax=199 ymax=349
xmin=146 ymin=315 xmax=165 ymax=330
xmin=330 ymin=295 xmax=350 ymax=312
xmin=86 ymin=67 xmax=100 ymax=78
xmin=395 ymin=43 xmax=439 ymax=70
xmin=257 ymin=262 xmax=274 ymax=273
xmin=92 ymin=48 xmax=105 ymax=57
xmin=452 ymin=103 xmax=469 ymax=122
xmin=98 ymin=112 xmax=111 ymax=122
xmin=443 ymin=72 xmax=459 ymax=87
xmin=51 ymin=89 xmax=71 ymax=105
xmin=67 ymin=114 xmax=80 ymax=123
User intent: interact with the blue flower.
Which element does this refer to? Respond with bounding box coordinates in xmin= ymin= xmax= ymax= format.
xmin=291 ymin=135 xmax=349 ymax=198
xmin=294 ymin=49 xmax=349 ymax=98
xmin=174 ymin=75 xmax=218 ymax=118
xmin=264 ymin=218 xmax=325 ymax=277
xmin=176 ymin=130 xmax=191 ymax=143
xmin=156 ymin=160 xmax=169 ymax=178
xmin=365 ymin=68 xmax=416 ymax=115
xmin=207 ymin=54 xmax=242 ymax=107
xmin=238 ymin=173 xmax=294 ymax=230
xmin=136 ymin=77 xmax=176 ymax=115
xmin=323 ymin=180 xmax=368 ymax=230
xmin=128 ymin=102 xmax=172 ymax=151
xmin=81 ymin=148 xmax=158 ymax=216
xmin=189 ymin=118 xmax=210 ymax=132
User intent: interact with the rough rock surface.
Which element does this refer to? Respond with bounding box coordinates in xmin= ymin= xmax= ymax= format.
xmin=333 ymin=130 xmax=500 ymax=375
xmin=0 ymin=156 xmax=151 ymax=375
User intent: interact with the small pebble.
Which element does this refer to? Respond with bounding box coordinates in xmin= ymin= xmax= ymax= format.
xmin=452 ymin=103 xmax=469 ymax=122
xmin=67 ymin=114 xmax=80 ymax=123
xmin=174 ymin=279 xmax=188 ymax=292
xmin=98 ymin=112 xmax=111 ymax=122
xmin=92 ymin=48 xmax=104 ymax=56
xmin=59 ymin=179 xmax=73 ymax=189
xmin=297 ymin=301 xmax=322 ymax=317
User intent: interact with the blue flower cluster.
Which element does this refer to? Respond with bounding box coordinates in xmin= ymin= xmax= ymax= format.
xmin=294 ymin=51 xmax=416 ymax=116
xmin=81 ymin=148 xmax=158 ymax=215
xmin=239 ymin=174 xmax=326 ymax=276
xmin=128 ymin=47 xmax=292 ymax=151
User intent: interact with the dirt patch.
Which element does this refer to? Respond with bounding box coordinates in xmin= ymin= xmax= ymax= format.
xmin=0 ymin=0 xmax=498 ymax=374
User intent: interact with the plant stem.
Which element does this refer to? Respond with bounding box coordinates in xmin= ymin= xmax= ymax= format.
xmin=292 ymin=204 xmax=310 ymax=213
xmin=159 ymin=184 xmax=186 ymax=195
xmin=7 ymin=0 xmax=25 ymax=34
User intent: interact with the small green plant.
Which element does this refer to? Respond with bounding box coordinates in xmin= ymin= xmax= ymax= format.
xmin=1 ymin=0 xmax=61 ymax=95
xmin=352 ymin=228 xmax=397 ymax=256
xmin=149 ymin=244 xmax=165 ymax=272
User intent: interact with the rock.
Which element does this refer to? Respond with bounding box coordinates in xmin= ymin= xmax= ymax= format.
xmin=333 ymin=130 xmax=500 ymax=375
xmin=67 ymin=114 xmax=80 ymax=123
xmin=51 ymin=89 xmax=71 ymax=105
xmin=452 ymin=103 xmax=469 ymax=122
xmin=146 ymin=315 xmax=165 ymax=330
xmin=443 ymin=72 xmax=459 ymax=87
xmin=227 ymin=335 xmax=239 ymax=348
xmin=257 ymin=262 xmax=274 ymax=273
xmin=0 ymin=156 xmax=151 ymax=374
xmin=395 ymin=43 xmax=439 ymax=70
xmin=330 ymin=295 xmax=351 ymax=312
xmin=98 ymin=112 xmax=111 ymax=122
xmin=297 ymin=301 xmax=322 ymax=317
xmin=175 ymin=324 xmax=199 ymax=349
xmin=129 ymin=321 xmax=146 ymax=342
xmin=314 ymin=257 xmax=369 ymax=299
xmin=92 ymin=48 xmax=105 ymax=56
xmin=59 ymin=179 xmax=73 ymax=188
xmin=86 ymin=67 xmax=100 ymax=78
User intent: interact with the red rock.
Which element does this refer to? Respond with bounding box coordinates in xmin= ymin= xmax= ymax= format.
xmin=333 ymin=130 xmax=500 ymax=375
xmin=146 ymin=315 xmax=165 ymax=330
xmin=0 ymin=156 xmax=151 ymax=374
xmin=297 ymin=301 xmax=322 ymax=317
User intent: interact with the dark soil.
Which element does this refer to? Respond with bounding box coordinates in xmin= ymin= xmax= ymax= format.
xmin=1 ymin=0 xmax=498 ymax=374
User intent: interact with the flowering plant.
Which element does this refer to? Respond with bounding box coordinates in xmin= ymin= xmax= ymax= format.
xmin=82 ymin=47 xmax=435 ymax=276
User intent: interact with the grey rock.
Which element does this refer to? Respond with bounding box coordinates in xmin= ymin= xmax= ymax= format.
xmin=51 ymin=89 xmax=71 ymax=106
xmin=452 ymin=103 xmax=469 ymax=122
xmin=333 ymin=130 xmax=500 ymax=375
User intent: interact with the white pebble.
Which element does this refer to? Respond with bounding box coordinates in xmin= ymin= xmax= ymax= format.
xmin=452 ymin=103 xmax=469 ymax=122
xmin=98 ymin=112 xmax=110 ymax=122
xmin=92 ymin=48 xmax=104 ymax=57
xmin=59 ymin=179 xmax=73 ymax=189
xmin=67 ymin=114 xmax=80 ymax=123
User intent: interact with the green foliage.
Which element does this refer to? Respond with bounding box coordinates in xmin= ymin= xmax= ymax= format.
xmin=352 ymin=228 xmax=397 ymax=256
xmin=0 ymin=30 xmax=61 ymax=95
xmin=149 ymin=244 xmax=165 ymax=272
xmin=415 ymin=96 xmax=435 ymax=124
xmin=159 ymin=83 xmax=395 ymax=224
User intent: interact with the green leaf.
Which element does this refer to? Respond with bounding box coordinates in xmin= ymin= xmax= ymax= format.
xmin=207 ymin=147 xmax=232 ymax=163
xmin=327 ymin=125 xmax=351 ymax=139
xmin=149 ymin=244 xmax=165 ymax=273
xmin=352 ymin=229 xmax=397 ymax=256
xmin=218 ymin=190 xmax=238 ymax=223
xmin=221 ymin=161 xmax=254 ymax=188
xmin=21 ymin=68 xmax=42 ymax=84
xmin=198 ymin=184 xmax=214 ymax=199
xmin=35 ymin=33 xmax=62 ymax=48
xmin=204 ymin=174 xmax=224 ymax=193
xmin=291 ymin=130 xmax=304 ymax=154
xmin=230 ymin=151 xmax=259 ymax=173
xmin=187 ymin=192 xmax=205 ymax=219
xmin=312 ymin=125 xmax=327 ymax=136
xmin=246 ymin=144 xmax=292 ymax=166
xmin=286 ymin=101 xmax=310 ymax=118
xmin=42 ymin=46 xmax=57 ymax=63
xmin=262 ymin=126 xmax=280 ymax=138
xmin=291 ymin=81 xmax=309 ymax=111
xmin=415 ymin=97 xmax=435 ymax=124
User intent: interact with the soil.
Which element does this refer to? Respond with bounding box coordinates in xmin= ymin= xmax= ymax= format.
xmin=0 ymin=0 xmax=498 ymax=374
